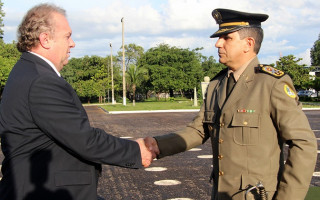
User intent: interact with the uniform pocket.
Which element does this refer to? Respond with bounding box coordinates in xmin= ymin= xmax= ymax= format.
xmin=55 ymin=171 xmax=92 ymax=186
xmin=231 ymin=113 xmax=260 ymax=145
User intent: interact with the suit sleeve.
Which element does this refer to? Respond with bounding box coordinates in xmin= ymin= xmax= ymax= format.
xmin=28 ymin=75 xmax=142 ymax=168
xmin=155 ymin=104 xmax=206 ymax=158
xmin=270 ymin=75 xmax=317 ymax=199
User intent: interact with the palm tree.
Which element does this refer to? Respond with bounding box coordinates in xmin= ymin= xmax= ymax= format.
xmin=126 ymin=64 xmax=147 ymax=106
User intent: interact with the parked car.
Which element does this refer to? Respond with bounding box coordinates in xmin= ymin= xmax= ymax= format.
xmin=297 ymin=90 xmax=317 ymax=97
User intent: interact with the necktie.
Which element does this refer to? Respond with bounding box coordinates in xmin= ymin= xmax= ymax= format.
xmin=226 ymin=72 xmax=235 ymax=97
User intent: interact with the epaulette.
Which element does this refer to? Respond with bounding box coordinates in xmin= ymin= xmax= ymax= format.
xmin=257 ymin=64 xmax=285 ymax=78
xmin=210 ymin=67 xmax=228 ymax=81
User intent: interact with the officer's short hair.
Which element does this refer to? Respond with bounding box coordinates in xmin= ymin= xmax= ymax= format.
xmin=238 ymin=27 xmax=264 ymax=54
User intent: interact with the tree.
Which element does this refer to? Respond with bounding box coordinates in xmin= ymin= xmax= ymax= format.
xmin=61 ymin=56 xmax=114 ymax=103
xmin=201 ymin=55 xmax=226 ymax=79
xmin=139 ymin=43 xmax=204 ymax=99
xmin=0 ymin=40 xmax=21 ymax=97
xmin=276 ymin=55 xmax=311 ymax=89
xmin=126 ymin=64 xmax=148 ymax=105
xmin=310 ymin=34 xmax=320 ymax=66
xmin=0 ymin=0 xmax=4 ymax=39
xmin=117 ymin=43 xmax=144 ymax=70
xmin=311 ymin=77 xmax=320 ymax=98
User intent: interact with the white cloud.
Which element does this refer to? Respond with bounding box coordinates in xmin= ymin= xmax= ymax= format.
xmin=297 ymin=48 xmax=311 ymax=66
xmin=2 ymin=0 xmax=320 ymax=65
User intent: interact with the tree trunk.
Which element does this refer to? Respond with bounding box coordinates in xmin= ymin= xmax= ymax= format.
xmin=169 ymin=89 xmax=174 ymax=97
xmin=180 ymin=89 xmax=184 ymax=97
xmin=132 ymin=84 xmax=136 ymax=106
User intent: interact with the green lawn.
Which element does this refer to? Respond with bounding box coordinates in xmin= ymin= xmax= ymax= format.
xmin=305 ymin=187 xmax=320 ymax=200
xmin=99 ymin=100 xmax=201 ymax=111
xmin=95 ymin=100 xmax=320 ymax=112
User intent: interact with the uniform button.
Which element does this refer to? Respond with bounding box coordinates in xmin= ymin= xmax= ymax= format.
xmin=208 ymin=125 xmax=213 ymax=131
xmin=218 ymin=155 xmax=224 ymax=160
xmin=218 ymin=139 xmax=224 ymax=144
xmin=219 ymin=171 xmax=224 ymax=176
xmin=219 ymin=123 xmax=224 ymax=127
xmin=243 ymin=121 xmax=248 ymax=125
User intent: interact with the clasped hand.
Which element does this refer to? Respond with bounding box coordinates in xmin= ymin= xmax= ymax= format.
xmin=135 ymin=137 xmax=160 ymax=167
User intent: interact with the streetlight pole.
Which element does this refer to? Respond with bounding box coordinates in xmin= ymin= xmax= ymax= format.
xmin=110 ymin=43 xmax=115 ymax=104
xmin=121 ymin=17 xmax=126 ymax=106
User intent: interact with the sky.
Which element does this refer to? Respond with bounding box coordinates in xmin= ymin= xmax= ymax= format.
xmin=2 ymin=0 xmax=320 ymax=66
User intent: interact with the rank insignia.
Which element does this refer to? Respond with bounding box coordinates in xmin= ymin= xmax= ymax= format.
xmin=258 ymin=64 xmax=285 ymax=78
xmin=284 ymin=84 xmax=296 ymax=98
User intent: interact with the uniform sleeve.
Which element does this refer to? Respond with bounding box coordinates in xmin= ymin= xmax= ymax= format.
xmin=270 ymin=75 xmax=317 ymax=199
xmin=155 ymin=104 xmax=206 ymax=158
xmin=29 ymin=75 xmax=142 ymax=168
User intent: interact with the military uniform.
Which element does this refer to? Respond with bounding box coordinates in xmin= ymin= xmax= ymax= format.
xmin=154 ymin=8 xmax=317 ymax=200
xmin=155 ymin=57 xmax=317 ymax=200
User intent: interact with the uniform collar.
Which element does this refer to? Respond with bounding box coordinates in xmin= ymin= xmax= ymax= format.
xmin=228 ymin=56 xmax=256 ymax=82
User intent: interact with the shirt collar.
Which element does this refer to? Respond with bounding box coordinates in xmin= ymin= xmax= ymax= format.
xmin=28 ymin=51 xmax=61 ymax=77
xmin=228 ymin=57 xmax=255 ymax=82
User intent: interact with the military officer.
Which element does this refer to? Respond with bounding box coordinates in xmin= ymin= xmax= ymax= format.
xmin=145 ymin=8 xmax=317 ymax=200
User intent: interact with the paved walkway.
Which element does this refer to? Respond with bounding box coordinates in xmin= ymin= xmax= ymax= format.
xmin=0 ymin=106 xmax=319 ymax=199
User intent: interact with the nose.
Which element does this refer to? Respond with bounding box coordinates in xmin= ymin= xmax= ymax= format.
xmin=215 ymin=38 xmax=223 ymax=48
xmin=70 ymin=37 xmax=76 ymax=48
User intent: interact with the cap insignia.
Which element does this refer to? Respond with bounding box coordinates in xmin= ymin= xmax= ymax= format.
xmin=212 ymin=10 xmax=222 ymax=24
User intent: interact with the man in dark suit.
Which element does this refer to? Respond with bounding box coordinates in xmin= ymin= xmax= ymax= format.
xmin=0 ymin=4 xmax=152 ymax=200
xmin=145 ymin=8 xmax=317 ymax=200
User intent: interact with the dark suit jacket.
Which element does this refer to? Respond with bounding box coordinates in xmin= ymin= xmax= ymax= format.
xmin=0 ymin=52 xmax=142 ymax=200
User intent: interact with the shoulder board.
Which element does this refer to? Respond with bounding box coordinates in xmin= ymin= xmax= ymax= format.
xmin=210 ymin=67 xmax=228 ymax=81
xmin=257 ymin=64 xmax=285 ymax=78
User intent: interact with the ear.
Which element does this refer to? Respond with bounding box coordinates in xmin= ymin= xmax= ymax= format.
xmin=38 ymin=32 xmax=51 ymax=49
xmin=244 ymin=37 xmax=255 ymax=53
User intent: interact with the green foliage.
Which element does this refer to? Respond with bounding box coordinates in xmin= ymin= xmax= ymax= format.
xmin=61 ymin=55 xmax=121 ymax=103
xmin=201 ymin=55 xmax=226 ymax=80
xmin=310 ymin=34 xmax=320 ymax=66
xmin=139 ymin=43 xmax=204 ymax=98
xmin=126 ymin=64 xmax=148 ymax=103
xmin=0 ymin=0 xmax=4 ymax=39
xmin=117 ymin=43 xmax=144 ymax=70
xmin=0 ymin=40 xmax=21 ymax=96
xmin=276 ymin=55 xmax=311 ymax=89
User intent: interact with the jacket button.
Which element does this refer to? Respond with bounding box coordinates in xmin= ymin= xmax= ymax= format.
xmin=208 ymin=124 xmax=213 ymax=131
xmin=219 ymin=171 xmax=224 ymax=176
xmin=218 ymin=139 xmax=224 ymax=144
xmin=218 ymin=155 xmax=224 ymax=160
xmin=219 ymin=123 xmax=224 ymax=127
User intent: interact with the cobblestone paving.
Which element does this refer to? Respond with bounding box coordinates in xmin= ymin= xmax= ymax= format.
xmin=0 ymin=106 xmax=319 ymax=200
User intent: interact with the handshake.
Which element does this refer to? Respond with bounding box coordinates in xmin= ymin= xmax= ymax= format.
xmin=136 ymin=137 xmax=160 ymax=167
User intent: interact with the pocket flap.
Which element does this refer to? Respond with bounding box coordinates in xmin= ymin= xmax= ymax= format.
xmin=55 ymin=171 xmax=92 ymax=186
xmin=231 ymin=113 xmax=259 ymax=127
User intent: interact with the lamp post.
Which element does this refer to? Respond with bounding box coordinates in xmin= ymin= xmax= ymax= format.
xmin=110 ymin=43 xmax=115 ymax=104
xmin=121 ymin=17 xmax=126 ymax=106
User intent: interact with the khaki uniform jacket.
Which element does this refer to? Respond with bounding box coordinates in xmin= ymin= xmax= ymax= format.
xmin=155 ymin=57 xmax=317 ymax=200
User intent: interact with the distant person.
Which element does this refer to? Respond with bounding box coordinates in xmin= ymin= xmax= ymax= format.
xmin=145 ymin=8 xmax=317 ymax=200
xmin=0 ymin=4 xmax=152 ymax=200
